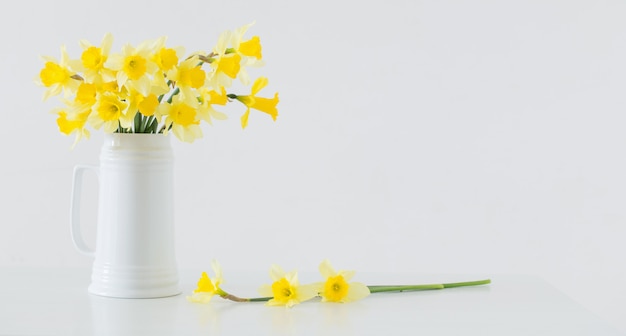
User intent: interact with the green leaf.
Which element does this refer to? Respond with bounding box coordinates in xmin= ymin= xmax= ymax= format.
xmin=148 ymin=117 xmax=159 ymax=133
xmin=133 ymin=112 xmax=143 ymax=133
xmin=167 ymin=87 xmax=180 ymax=104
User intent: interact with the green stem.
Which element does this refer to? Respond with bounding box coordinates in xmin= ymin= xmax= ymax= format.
xmin=147 ymin=117 xmax=159 ymax=133
xmin=140 ymin=116 xmax=149 ymax=133
xmin=116 ymin=121 xmax=131 ymax=133
xmin=167 ymin=87 xmax=180 ymax=104
xmin=368 ymin=284 xmax=444 ymax=293
xmin=139 ymin=115 xmax=157 ymax=133
xmin=442 ymin=279 xmax=491 ymax=288
xmin=368 ymin=279 xmax=491 ymax=293
xmin=133 ymin=112 xmax=143 ymax=133
xmin=157 ymin=81 xmax=174 ymax=103
xmin=217 ymin=279 xmax=491 ymax=303
xmin=217 ymin=288 xmax=271 ymax=303
xmin=248 ymin=297 xmax=273 ymax=302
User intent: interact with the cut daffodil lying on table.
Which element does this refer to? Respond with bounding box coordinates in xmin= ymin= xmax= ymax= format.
xmin=188 ymin=260 xmax=491 ymax=308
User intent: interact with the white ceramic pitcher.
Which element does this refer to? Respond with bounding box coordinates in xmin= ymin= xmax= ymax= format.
xmin=70 ymin=133 xmax=180 ymax=298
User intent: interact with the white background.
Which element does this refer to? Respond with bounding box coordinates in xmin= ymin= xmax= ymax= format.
xmin=1 ymin=0 xmax=625 ymax=332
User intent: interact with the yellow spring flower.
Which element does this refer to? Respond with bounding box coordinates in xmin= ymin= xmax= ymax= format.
xmin=187 ymin=260 xmax=224 ymax=303
xmin=258 ymin=265 xmax=318 ymax=308
xmin=232 ymin=23 xmax=263 ymax=65
xmin=226 ymin=22 xmax=265 ymax=85
xmin=216 ymin=54 xmax=241 ymax=79
xmin=38 ymin=46 xmax=80 ymax=100
xmin=197 ymin=87 xmax=228 ymax=125
xmin=127 ymin=89 xmax=159 ymax=117
xmin=208 ymin=54 xmax=241 ymax=90
xmin=151 ymin=36 xmax=183 ymax=72
xmin=56 ymin=109 xmax=90 ymax=147
xmin=105 ymin=40 xmax=158 ymax=96
xmin=74 ymin=82 xmax=97 ymax=106
xmin=138 ymin=94 xmax=159 ymax=117
xmin=100 ymin=80 xmax=121 ymax=93
xmin=234 ymin=77 xmax=279 ymax=129
xmin=88 ymin=91 xmax=130 ymax=133
xmin=318 ymin=260 xmax=370 ymax=303
xmin=167 ymin=56 xmax=206 ymax=105
xmin=70 ymin=33 xmax=114 ymax=84
xmin=151 ymin=37 xmax=184 ymax=95
xmin=206 ymin=29 xmax=243 ymax=90
xmin=61 ymin=83 xmax=96 ymax=145
xmin=156 ymin=95 xmax=202 ymax=143
xmin=238 ymin=36 xmax=262 ymax=60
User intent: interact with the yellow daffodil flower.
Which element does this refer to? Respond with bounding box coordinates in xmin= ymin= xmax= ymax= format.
xmin=231 ymin=22 xmax=263 ymax=64
xmin=258 ymin=265 xmax=318 ymax=308
xmin=317 ymin=260 xmax=370 ymax=303
xmin=127 ymin=89 xmax=159 ymax=118
xmin=226 ymin=22 xmax=265 ymax=85
xmin=239 ymin=36 xmax=262 ymax=60
xmin=197 ymin=87 xmax=228 ymax=125
xmin=100 ymin=80 xmax=121 ymax=94
xmin=61 ymin=89 xmax=96 ymax=145
xmin=208 ymin=54 xmax=241 ymax=90
xmin=156 ymin=95 xmax=202 ymax=143
xmin=216 ymin=54 xmax=241 ymax=79
xmin=137 ymin=94 xmax=159 ymax=117
xmin=151 ymin=37 xmax=184 ymax=95
xmin=74 ymin=82 xmax=97 ymax=107
xmin=167 ymin=56 xmax=206 ymax=105
xmin=105 ymin=41 xmax=158 ymax=96
xmin=38 ymin=46 xmax=80 ymax=100
xmin=187 ymin=260 xmax=224 ymax=304
xmin=151 ymin=36 xmax=184 ymax=72
xmin=234 ymin=77 xmax=279 ymax=129
xmin=56 ymin=109 xmax=90 ymax=147
xmin=70 ymin=33 xmax=114 ymax=84
xmin=206 ymin=29 xmax=243 ymax=90
xmin=88 ymin=91 xmax=131 ymax=133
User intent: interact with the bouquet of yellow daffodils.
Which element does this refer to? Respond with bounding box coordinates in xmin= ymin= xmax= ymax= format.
xmin=37 ymin=23 xmax=278 ymax=145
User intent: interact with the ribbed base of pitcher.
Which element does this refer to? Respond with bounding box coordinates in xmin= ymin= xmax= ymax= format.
xmin=88 ymin=264 xmax=180 ymax=299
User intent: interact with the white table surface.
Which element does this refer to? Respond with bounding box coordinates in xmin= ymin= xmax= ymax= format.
xmin=0 ymin=268 xmax=622 ymax=335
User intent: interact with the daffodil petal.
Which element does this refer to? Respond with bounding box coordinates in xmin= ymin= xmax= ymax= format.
xmin=319 ymin=259 xmax=336 ymax=279
xmin=251 ymin=77 xmax=268 ymax=95
xmin=187 ymin=292 xmax=214 ymax=304
xmin=259 ymin=284 xmax=274 ymax=297
xmin=240 ymin=108 xmax=250 ymax=129
xmin=211 ymin=259 xmax=223 ymax=287
xmin=194 ymin=271 xmax=216 ymax=294
xmin=285 ymin=271 xmax=299 ymax=286
xmin=300 ymin=283 xmax=322 ymax=302
xmin=345 ymin=282 xmax=370 ymax=302
xmin=269 ymin=264 xmax=285 ymax=282
xmin=338 ymin=270 xmax=356 ymax=282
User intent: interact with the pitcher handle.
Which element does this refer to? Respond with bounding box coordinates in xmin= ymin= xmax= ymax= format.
xmin=70 ymin=165 xmax=98 ymax=257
